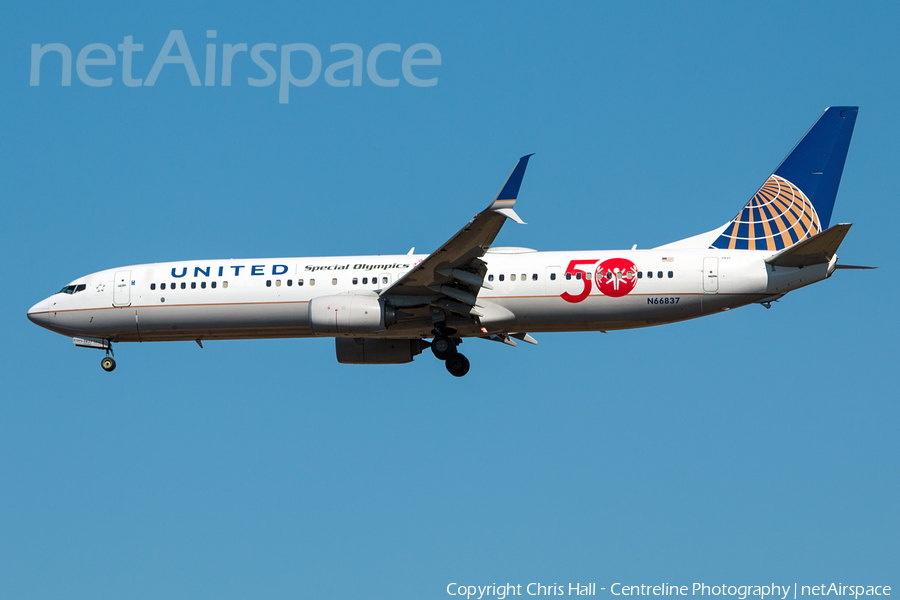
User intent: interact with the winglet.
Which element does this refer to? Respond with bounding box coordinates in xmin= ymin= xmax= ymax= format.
xmin=495 ymin=154 xmax=534 ymax=201
xmin=489 ymin=154 xmax=533 ymax=224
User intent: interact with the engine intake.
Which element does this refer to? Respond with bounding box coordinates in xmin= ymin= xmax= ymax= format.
xmin=308 ymin=295 xmax=396 ymax=336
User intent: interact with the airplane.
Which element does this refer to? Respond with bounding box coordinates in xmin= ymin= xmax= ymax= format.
xmin=27 ymin=106 xmax=869 ymax=377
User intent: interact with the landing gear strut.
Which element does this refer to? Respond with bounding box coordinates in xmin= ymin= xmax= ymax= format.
xmin=431 ymin=324 xmax=469 ymax=377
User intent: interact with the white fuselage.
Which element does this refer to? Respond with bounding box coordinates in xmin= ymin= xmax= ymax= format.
xmin=26 ymin=247 xmax=829 ymax=343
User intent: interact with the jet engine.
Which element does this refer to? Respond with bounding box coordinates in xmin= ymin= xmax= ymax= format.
xmin=335 ymin=338 xmax=428 ymax=364
xmin=308 ymin=295 xmax=397 ymax=336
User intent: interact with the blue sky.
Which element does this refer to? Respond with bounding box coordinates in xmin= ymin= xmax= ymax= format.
xmin=1 ymin=1 xmax=897 ymax=598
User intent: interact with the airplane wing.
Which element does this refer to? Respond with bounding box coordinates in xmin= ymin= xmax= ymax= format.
xmin=380 ymin=155 xmax=533 ymax=317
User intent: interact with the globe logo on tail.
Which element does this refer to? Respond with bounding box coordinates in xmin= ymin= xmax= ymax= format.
xmin=595 ymin=258 xmax=638 ymax=297
xmin=711 ymin=175 xmax=822 ymax=251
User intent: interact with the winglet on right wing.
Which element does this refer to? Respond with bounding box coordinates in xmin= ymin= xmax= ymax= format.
xmin=488 ymin=154 xmax=533 ymax=224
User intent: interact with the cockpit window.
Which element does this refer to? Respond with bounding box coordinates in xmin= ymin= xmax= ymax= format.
xmin=58 ymin=284 xmax=86 ymax=294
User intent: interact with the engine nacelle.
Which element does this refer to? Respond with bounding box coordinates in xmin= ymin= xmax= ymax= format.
xmin=335 ymin=338 xmax=427 ymax=364
xmin=308 ymin=295 xmax=396 ymax=336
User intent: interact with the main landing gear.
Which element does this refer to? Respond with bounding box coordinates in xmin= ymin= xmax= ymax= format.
xmin=445 ymin=353 xmax=470 ymax=377
xmin=431 ymin=327 xmax=470 ymax=377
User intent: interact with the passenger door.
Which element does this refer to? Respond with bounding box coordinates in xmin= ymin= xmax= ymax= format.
xmin=113 ymin=270 xmax=131 ymax=306
xmin=702 ymin=258 xmax=718 ymax=293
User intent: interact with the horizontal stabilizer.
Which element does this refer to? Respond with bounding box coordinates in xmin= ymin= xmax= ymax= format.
xmin=765 ymin=223 xmax=852 ymax=268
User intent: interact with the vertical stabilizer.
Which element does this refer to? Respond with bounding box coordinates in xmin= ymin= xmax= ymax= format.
xmin=710 ymin=107 xmax=858 ymax=251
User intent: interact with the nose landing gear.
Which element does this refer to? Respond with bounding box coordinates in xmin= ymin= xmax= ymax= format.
xmin=73 ymin=337 xmax=117 ymax=371
xmin=100 ymin=342 xmax=116 ymax=372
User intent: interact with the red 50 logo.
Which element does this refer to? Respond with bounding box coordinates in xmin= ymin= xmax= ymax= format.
xmin=560 ymin=259 xmax=598 ymax=303
xmin=560 ymin=258 xmax=638 ymax=303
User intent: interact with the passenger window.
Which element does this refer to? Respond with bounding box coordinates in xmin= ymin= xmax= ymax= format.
xmin=499 ymin=274 xmax=505 ymax=282
xmin=647 ymin=271 xmax=653 ymax=279
xmin=287 ymin=279 xmax=292 ymax=286
xmin=298 ymin=279 xmax=304 ymax=286
xmin=576 ymin=273 xmax=582 ymax=280
xmin=191 ymin=282 xmax=197 ymax=289
xmin=266 ymin=280 xmax=272 ymax=287
xmin=353 ymin=278 xmax=358 ymax=285
xmin=276 ymin=280 xmax=281 ymax=287
xmin=382 ymin=277 xmax=388 ymax=284
xmin=657 ymin=271 xmax=663 ymax=279
xmin=310 ymin=279 xmax=315 ymax=286
xmin=550 ymin=273 xmax=556 ymax=281
xmin=511 ymin=274 xmax=516 ymax=281
xmin=584 ymin=272 xmax=591 ymax=280
xmin=332 ymin=278 xmax=338 ymax=285
xmin=637 ymin=271 xmax=643 ymax=279
xmin=488 ymin=274 xmax=494 ymax=282
xmin=565 ymin=273 xmax=571 ymax=280
xmin=171 ymin=282 xmax=176 ymax=289
xmin=668 ymin=271 xmax=673 ymax=278
xmin=521 ymin=274 xmax=526 ymax=281
xmin=223 ymin=281 xmax=229 ymax=288
xmin=532 ymin=274 xmax=538 ymax=281
xmin=161 ymin=283 xmax=166 ymax=290
xmin=151 ymin=283 xmax=156 ymax=290
xmin=362 ymin=277 xmax=368 ymax=284
xmin=201 ymin=281 xmax=206 ymax=289
xmin=211 ymin=281 xmax=217 ymax=289
xmin=180 ymin=282 xmax=186 ymax=290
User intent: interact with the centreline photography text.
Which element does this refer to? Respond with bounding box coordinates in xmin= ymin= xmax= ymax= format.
xmin=445 ymin=583 xmax=892 ymax=599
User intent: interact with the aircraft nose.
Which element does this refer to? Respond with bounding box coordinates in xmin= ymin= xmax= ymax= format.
xmin=27 ymin=298 xmax=50 ymax=325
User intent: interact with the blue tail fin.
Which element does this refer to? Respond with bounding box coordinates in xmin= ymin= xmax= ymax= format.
xmin=711 ymin=107 xmax=858 ymax=251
